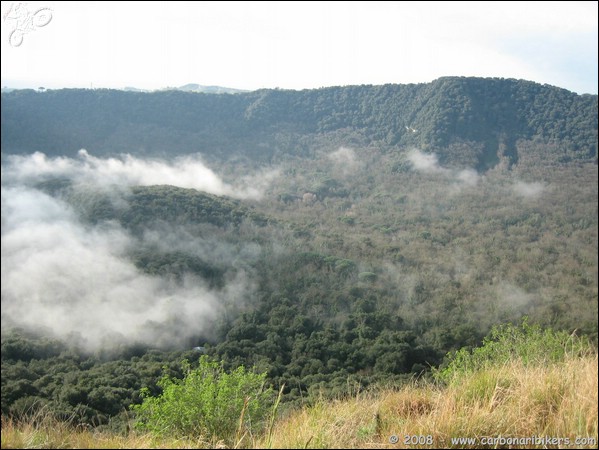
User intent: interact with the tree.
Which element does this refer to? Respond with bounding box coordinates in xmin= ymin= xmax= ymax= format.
xmin=131 ymin=356 xmax=274 ymax=445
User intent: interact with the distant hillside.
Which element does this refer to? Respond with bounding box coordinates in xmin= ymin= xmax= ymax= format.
xmin=74 ymin=184 xmax=267 ymax=228
xmin=174 ymin=83 xmax=249 ymax=94
xmin=33 ymin=181 xmax=272 ymax=286
xmin=2 ymin=77 xmax=596 ymax=169
xmin=122 ymin=84 xmax=249 ymax=94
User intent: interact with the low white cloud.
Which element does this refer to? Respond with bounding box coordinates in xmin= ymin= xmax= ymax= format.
xmin=406 ymin=149 xmax=480 ymax=188
xmin=1 ymin=151 xmax=274 ymax=351
xmin=4 ymin=150 xmax=277 ymax=200
xmin=406 ymin=149 xmax=446 ymax=174
xmin=0 ymin=185 xmax=253 ymax=351
xmin=327 ymin=146 xmax=358 ymax=177
xmin=495 ymin=282 xmax=534 ymax=311
xmin=456 ymin=168 xmax=481 ymax=187
xmin=513 ymin=181 xmax=545 ymax=198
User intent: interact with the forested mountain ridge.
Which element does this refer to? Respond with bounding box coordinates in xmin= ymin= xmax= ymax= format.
xmin=35 ymin=181 xmax=271 ymax=230
xmin=2 ymin=77 xmax=597 ymax=168
xmin=1 ymin=77 xmax=597 ymax=430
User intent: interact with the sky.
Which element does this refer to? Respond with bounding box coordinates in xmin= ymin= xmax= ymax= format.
xmin=1 ymin=1 xmax=597 ymax=94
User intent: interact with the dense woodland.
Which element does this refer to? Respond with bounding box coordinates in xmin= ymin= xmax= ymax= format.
xmin=1 ymin=77 xmax=597 ymax=431
xmin=2 ymin=76 xmax=597 ymax=165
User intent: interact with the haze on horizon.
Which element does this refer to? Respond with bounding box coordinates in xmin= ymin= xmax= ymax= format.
xmin=1 ymin=1 xmax=597 ymax=95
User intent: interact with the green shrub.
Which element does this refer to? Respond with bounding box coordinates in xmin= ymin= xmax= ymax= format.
xmin=358 ymin=272 xmax=377 ymax=283
xmin=434 ymin=318 xmax=591 ymax=384
xmin=131 ymin=356 xmax=274 ymax=445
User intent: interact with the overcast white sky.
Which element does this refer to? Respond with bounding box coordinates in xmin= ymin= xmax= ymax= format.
xmin=1 ymin=1 xmax=597 ymax=93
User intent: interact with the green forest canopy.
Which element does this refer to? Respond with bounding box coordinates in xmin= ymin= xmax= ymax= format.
xmin=1 ymin=77 xmax=597 ymax=429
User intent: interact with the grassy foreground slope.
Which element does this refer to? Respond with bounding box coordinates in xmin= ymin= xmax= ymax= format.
xmin=3 ymin=322 xmax=597 ymax=449
xmin=263 ymin=356 xmax=597 ymax=449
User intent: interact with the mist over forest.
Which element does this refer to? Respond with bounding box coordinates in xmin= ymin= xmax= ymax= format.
xmin=1 ymin=76 xmax=597 ymax=427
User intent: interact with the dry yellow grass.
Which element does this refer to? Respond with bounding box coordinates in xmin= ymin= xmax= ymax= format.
xmin=261 ymin=354 xmax=598 ymax=449
xmin=2 ymin=355 xmax=597 ymax=449
xmin=0 ymin=414 xmax=211 ymax=449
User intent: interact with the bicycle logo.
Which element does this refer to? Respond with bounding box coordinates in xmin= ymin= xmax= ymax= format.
xmin=3 ymin=2 xmax=53 ymax=47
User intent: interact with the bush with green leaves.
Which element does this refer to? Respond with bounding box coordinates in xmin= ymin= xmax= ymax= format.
xmin=434 ymin=318 xmax=592 ymax=384
xmin=131 ymin=356 xmax=274 ymax=445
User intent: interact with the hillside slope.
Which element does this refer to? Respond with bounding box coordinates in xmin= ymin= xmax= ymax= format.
xmin=1 ymin=77 xmax=597 ymax=429
xmin=2 ymin=77 xmax=597 ymax=168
